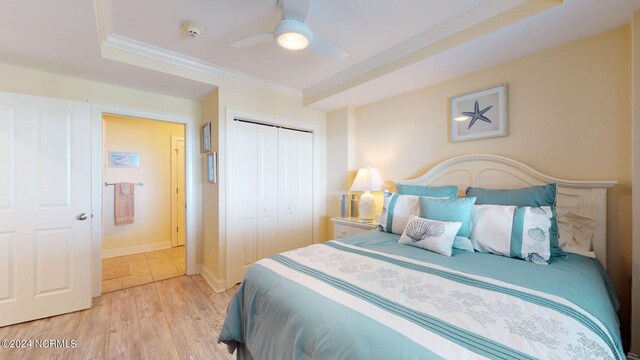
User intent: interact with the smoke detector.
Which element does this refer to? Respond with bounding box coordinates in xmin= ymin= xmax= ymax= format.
xmin=182 ymin=21 xmax=204 ymax=38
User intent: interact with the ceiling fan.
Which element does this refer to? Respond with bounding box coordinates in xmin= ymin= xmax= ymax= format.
xmin=229 ymin=0 xmax=349 ymax=60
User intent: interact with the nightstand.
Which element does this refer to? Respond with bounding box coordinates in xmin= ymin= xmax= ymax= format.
xmin=331 ymin=217 xmax=379 ymax=239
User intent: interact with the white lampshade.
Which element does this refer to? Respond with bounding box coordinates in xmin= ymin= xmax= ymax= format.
xmin=350 ymin=167 xmax=385 ymax=192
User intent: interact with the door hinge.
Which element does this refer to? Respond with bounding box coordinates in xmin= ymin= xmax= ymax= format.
xmin=177 ymin=226 xmax=179 ymax=232
xmin=176 ymin=187 xmax=178 ymax=194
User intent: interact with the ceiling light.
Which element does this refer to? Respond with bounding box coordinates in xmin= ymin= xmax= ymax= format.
xmin=274 ymin=19 xmax=312 ymax=50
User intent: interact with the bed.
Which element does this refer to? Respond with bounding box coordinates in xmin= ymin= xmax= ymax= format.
xmin=219 ymin=154 xmax=623 ymax=359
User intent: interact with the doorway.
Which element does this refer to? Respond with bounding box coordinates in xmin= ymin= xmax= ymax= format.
xmin=100 ymin=114 xmax=186 ymax=292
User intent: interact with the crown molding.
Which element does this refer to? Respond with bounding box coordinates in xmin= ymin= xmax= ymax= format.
xmin=303 ymin=0 xmax=562 ymax=106
xmin=93 ymin=0 xmax=302 ymax=99
xmin=93 ymin=0 xmax=560 ymax=107
xmin=93 ymin=0 xmax=112 ymax=44
xmin=102 ymin=34 xmax=303 ymax=98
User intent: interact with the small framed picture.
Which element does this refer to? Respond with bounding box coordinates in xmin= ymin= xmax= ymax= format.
xmin=201 ymin=122 xmax=212 ymax=153
xmin=207 ymin=152 xmax=217 ymax=184
xmin=109 ymin=151 xmax=140 ymax=168
xmin=450 ymin=84 xmax=507 ymax=142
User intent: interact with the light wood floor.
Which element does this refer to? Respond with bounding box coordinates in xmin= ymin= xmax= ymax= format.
xmin=102 ymin=246 xmax=186 ymax=293
xmin=0 ymin=275 xmax=238 ymax=360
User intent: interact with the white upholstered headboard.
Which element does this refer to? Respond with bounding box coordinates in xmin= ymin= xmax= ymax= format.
xmin=396 ymin=154 xmax=617 ymax=268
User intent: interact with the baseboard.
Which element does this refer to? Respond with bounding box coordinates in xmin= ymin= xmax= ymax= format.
xmin=199 ymin=264 xmax=226 ymax=293
xmin=102 ymin=241 xmax=172 ymax=258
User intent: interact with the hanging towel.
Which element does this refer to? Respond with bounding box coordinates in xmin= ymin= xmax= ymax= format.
xmin=114 ymin=182 xmax=135 ymax=225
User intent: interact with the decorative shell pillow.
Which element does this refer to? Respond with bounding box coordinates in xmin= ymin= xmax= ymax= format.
xmin=466 ymin=183 xmax=560 ymax=257
xmin=398 ymin=215 xmax=462 ymax=257
xmin=469 ymin=204 xmax=554 ymax=265
xmin=558 ymin=211 xmax=597 ymax=257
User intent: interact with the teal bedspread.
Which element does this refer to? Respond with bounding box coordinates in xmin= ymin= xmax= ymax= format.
xmin=219 ymin=230 xmax=623 ymax=359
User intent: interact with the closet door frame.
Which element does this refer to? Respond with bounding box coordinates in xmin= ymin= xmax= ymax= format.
xmin=223 ymin=108 xmax=325 ymax=288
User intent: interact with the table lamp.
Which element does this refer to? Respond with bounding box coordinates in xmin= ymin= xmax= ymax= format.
xmin=350 ymin=167 xmax=385 ymax=221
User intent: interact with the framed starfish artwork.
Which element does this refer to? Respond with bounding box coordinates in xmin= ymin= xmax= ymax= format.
xmin=449 ymin=84 xmax=507 ymax=142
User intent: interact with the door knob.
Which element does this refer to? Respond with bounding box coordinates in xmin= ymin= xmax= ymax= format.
xmin=76 ymin=213 xmax=88 ymax=221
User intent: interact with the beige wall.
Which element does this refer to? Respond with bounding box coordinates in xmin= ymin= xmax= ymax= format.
xmin=201 ymin=89 xmax=220 ymax=279
xmin=326 ymin=107 xmax=357 ymax=237
xmin=632 ymin=10 xmax=640 ymax=355
xmin=0 ymin=63 xmax=201 ymax=118
xmin=353 ymin=26 xmax=632 ymax=344
xmin=102 ymin=115 xmax=184 ymax=253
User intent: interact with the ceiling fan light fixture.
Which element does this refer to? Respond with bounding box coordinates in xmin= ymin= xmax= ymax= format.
xmin=275 ymin=19 xmax=312 ymax=50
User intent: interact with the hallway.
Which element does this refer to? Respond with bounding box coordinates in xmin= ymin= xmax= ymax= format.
xmin=102 ymin=246 xmax=185 ymax=293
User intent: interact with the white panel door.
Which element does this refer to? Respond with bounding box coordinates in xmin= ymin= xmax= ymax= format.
xmin=277 ymin=128 xmax=313 ymax=253
xmin=0 ymin=91 xmax=91 ymax=326
xmin=256 ymin=126 xmax=279 ymax=259
xmin=227 ymin=121 xmax=258 ymax=285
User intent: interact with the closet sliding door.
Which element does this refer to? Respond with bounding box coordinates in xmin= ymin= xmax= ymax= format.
xmin=227 ymin=120 xmax=314 ymax=285
xmin=256 ymin=126 xmax=279 ymax=259
xmin=277 ymin=128 xmax=313 ymax=253
xmin=227 ymin=121 xmax=258 ymax=284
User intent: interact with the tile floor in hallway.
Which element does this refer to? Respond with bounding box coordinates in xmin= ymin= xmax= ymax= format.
xmin=102 ymin=246 xmax=185 ymax=293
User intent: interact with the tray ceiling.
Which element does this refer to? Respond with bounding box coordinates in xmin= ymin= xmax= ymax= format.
xmin=0 ymin=0 xmax=638 ymax=110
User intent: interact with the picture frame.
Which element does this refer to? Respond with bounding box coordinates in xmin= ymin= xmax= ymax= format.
xmin=201 ymin=122 xmax=212 ymax=153
xmin=109 ymin=151 xmax=140 ymax=168
xmin=207 ymin=152 xmax=217 ymax=184
xmin=449 ymin=83 xmax=507 ymax=142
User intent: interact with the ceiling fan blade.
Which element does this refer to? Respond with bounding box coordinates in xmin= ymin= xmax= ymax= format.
xmin=229 ymin=33 xmax=274 ymax=48
xmin=279 ymin=0 xmax=310 ymax=22
xmin=310 ymin=36 xmax=348 ymax=60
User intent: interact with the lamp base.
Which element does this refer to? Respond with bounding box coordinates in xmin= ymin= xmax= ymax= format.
xmin=359 ymin=191 xmax=376 ymax=221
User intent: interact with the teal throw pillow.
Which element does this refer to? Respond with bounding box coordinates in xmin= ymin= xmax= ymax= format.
xmin=419 ymin=197 xmax=476 ymax=238
xmin=396 ymin=184 xmax=458 ymax=199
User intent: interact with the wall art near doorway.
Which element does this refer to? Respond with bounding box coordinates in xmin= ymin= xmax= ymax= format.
xmin=109 ymin=151 xmax=141 ymax=168
xmin=201 ymin=122 xmax=212 ymax=153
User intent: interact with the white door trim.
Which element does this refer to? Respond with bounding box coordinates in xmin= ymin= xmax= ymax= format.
xmin=170 ymin=135 xmax=185 ymax=248
xmin=91 ymin=104 xmax=197 ymax=297
xmin=223 ymin=107 xmax=324 ymax=288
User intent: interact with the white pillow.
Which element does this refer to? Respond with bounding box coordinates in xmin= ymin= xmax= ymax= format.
xmin=470 ymin=204 xmax=553 ymax=265
xmin=398 ymin=215 xmax=462 ymax=257
xmin=379 ymin=191 xmax=448 ymax=235
xmin=379 ymin=191 xmax=421 ymax=234
xmin=470 ymin=205 xmax=515 ymax=256
xmin=558 ymin=212 xmax=596 ymax=256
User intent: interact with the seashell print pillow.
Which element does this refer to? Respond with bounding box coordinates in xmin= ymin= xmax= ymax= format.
xmin=465 ymin=183 xmax=560 ymax=257
xmin=470 ymin=204 xmax=554 ymax=265
xmin=557 ymin=211 xmax=596 ymax=257
xmin=398 ymin=215 xmax=462 ymax=257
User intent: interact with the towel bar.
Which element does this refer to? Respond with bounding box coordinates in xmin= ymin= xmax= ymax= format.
xmin=104 ymin=182 xmax=143 ymax=187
